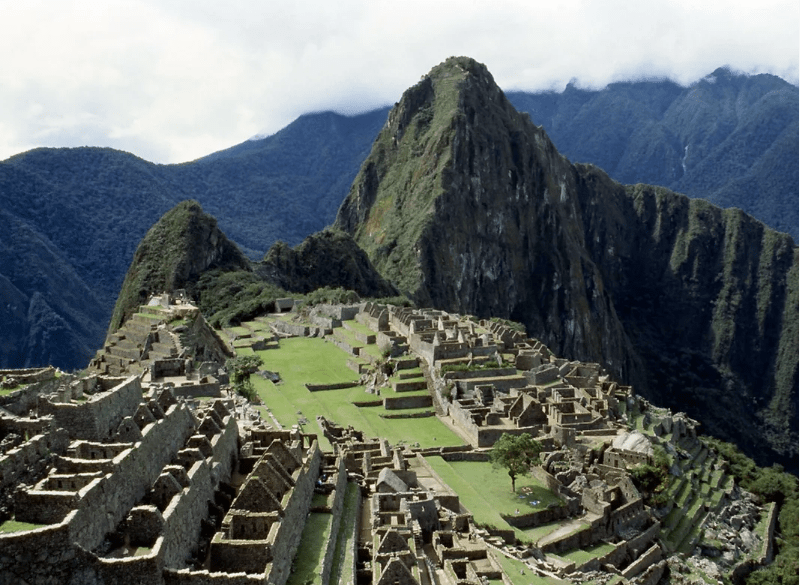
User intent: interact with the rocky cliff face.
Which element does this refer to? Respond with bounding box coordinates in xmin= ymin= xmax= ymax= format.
xmin=108 ymin=200 xmax=250 ymax=335
xmin=335 ymin=57 xmax=798 ymax=468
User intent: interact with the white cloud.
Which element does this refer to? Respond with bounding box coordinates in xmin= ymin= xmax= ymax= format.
xmin=0 ymin=0 xmax=796 ymax=164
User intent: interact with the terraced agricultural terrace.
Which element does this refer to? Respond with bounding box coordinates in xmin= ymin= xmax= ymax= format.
xmin=0 ymin=294 xmax=779 ymax=585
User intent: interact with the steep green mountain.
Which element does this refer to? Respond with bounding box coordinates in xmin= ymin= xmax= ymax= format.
xmin=111 ymin=201 xmax=398 ymax=333
xmin=335 ymin=57 xmax=798 ymax=469
xmin=108 ymin=200 xmax=251 ymax=336
xmin=507 ymin=68 xmax=799 ymax=240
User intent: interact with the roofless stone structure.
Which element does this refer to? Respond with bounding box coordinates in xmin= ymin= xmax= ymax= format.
xmin=0 ymin=296 xmax=777 ymax=584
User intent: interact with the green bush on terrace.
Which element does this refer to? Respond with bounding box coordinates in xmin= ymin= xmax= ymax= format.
xmin=196 ymin=269 xmax=287 ymax=328
xmin=439 ymin=361 xmax=509 ymax=375
xmin=301 ymin=286 xmax=361 ymax=307
xmin=629 ymin=445 xmax=671 ymax=507
xmin=488 ymin=317 xmax=527 ymax=333
xmin=701 ymin=437 xmax=799 ymax=585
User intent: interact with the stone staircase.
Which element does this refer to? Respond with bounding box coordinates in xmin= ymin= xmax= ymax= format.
xmin=90 ymin=311 xmax=178 ymax=376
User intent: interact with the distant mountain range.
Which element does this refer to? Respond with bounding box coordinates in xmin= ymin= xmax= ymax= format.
xmin=0 ymin=66 xmax=796 ymax=371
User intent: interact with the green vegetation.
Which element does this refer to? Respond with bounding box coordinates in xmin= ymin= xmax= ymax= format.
xmin=0 ymin=519 xmax=46 ymax=533
xmin=561 ymin=542 xmax=616 ymax=564
xmin=629 ymin=446 xmax=671 ymax=507
xmin=286 ymin=512 xmax=333 ymax=585
xmin=493 ymin=553 xmax=562 ymax=585
xmin=301 ymin=286 xmax=361 ymax=307
xmin=240 ymin=336 xmax=462 ymax=450
xmin=490 ymin=433 xmax=543 ymax=492
xmin=701 ymin=437 xmax=799 ymax=584
xmin=425 ymin=457 xmax=560 ymax=542
xmin=225 ymin=354 xmax=263 ymax=402
xmin=196 ymin=269 xmax=288 ymax=328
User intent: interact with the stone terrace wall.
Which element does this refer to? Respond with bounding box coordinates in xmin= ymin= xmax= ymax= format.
xmin=318 ymin=456 xmax=348 ymax=585
xmin=0 ymin=513 xmax=78 ymax=583
xmin=272 ymin=321 xmax=311 ymax=337
xmin=264 ymin=442 xmax=322 ymax=585
xmin=86 ymin=541 xmax=164 ymax=585
xmin=68 ymin=403 xmax=197 ymax=549
xmin=162 ymin=415 xmax=238 ymax=568
xmin=163 ymin=569 xmax=265 ymax=585
xmin=502 ymin=504 xmax=571 ymax=529
xmin=172 ymin=381 xmax=222 ymax=399
xmin=0 ymin=376 xmax=61 ymax=416
xmin=383 ymin=395 xmax=433 ymax=410
xmin=0 ymin=428 xmax=70 ymax=490
xmin=38 ymin=376 xmax=143 ymax=441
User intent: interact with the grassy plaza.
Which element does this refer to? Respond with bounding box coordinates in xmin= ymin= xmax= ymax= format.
xmin=237 ymin=336 xmax=463 ymax=451
xmin=424 ymin=457 xmax=562 ymax=543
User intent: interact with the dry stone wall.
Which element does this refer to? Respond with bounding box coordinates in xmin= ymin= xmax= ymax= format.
xmin=38 ymin=376 xmax=143 ymax=441
xmin=264 ymin=442 xmax=321 ymax=585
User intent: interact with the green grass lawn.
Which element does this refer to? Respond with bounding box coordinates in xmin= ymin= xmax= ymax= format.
xmin=224 ymin=326 xmax=252 ymax=337
xmin=256 ymin=337 xmax=360 ymax=387
xmin=425 ymin=457 xmax=561 ymax=543
xmin=286 ymin=512 xmax=333 ymax=585
xmin=0 ymin=519 xmax=47 ymax=533
xmin=243 ymin=337 xmax=462 ymax=451
xmin=560 ymin=542 xmax=616 ymax=564
xmin=342 ymin=320 xmax=378 ymax=337
xmin=494 ymin=553 xmax=565 ymax=585
xmin=334 ymin=327 xmax=384 ymax=360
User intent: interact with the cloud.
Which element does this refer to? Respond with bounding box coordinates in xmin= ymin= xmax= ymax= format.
xmin=0 ymin=0 xmax=796 ymax=164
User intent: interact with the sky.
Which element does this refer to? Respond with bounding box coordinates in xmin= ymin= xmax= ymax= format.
xmin=1 ymin=0 xmax=797 ymax=165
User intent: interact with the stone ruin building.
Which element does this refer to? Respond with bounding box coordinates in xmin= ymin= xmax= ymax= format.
xmin=0 ymin=295 xmax=778 ymax=585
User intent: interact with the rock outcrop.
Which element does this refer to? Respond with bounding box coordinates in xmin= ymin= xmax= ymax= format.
xmin=335 ymin=56 xmax=798 ymax=468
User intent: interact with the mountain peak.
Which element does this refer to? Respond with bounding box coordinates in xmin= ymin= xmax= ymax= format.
xmin=335 ymin=57 xmax=542 ymax=296
xmin=107 ymin=200 xmax=250 ymax=335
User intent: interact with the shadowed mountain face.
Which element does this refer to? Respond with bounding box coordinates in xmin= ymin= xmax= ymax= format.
xmin=335 ymin=57 xmax=798 ymax=469
xmin=258 ymin=229 xmax=398 ymax=297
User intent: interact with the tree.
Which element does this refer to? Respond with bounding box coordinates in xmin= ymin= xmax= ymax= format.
xmin=490 ymin=432 xmax=543 ymax=492
xmin=225 ymin=354 xmax=263 ymax=401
